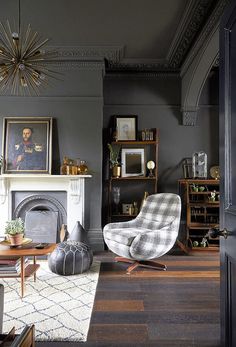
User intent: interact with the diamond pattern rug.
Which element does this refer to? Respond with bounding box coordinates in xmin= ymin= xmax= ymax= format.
xmin=1 ymin=261 xmax=100 ymax=341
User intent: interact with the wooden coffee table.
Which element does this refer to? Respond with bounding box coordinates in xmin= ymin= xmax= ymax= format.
xmin=0 ymin=243 xmax=56 ymax=297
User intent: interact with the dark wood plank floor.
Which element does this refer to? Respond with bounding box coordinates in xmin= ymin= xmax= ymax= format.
xmin=37 ymin=250 xmax=220 ymax=347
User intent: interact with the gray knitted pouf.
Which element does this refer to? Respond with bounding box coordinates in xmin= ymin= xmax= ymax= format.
xmin=48 ymin=241 xmax=93 ymax=276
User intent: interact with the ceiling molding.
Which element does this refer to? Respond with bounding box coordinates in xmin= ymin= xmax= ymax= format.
xmin=105 ymin=71 xmax=179 ymax=79
xmin=106 ymin=0 xmax=229 ymax=73
xmin=37 ymin=60 xmax=106 ymax=71
xmin=30 ymin=1 xmax=228 ymax=74
xmin=47 ymin=45 xmax=124 ymax=63
xmin=167 ymin=0 xmax=215 ymax=67
xmin=107 ymin=60 xmax=176 ymax=72
xmin=181 ymin=0 xmax=230 ymax=76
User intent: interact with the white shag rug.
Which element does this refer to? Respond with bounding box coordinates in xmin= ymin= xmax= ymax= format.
xmin=1 ymin=261 xmax=100 ymax=342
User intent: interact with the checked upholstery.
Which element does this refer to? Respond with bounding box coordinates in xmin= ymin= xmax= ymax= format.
xmin=104 ymin=193 xmax=181 ymax=261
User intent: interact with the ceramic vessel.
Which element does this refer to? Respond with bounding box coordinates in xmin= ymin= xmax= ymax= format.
xmin=9 ymin=234 xmax=24 ymax=246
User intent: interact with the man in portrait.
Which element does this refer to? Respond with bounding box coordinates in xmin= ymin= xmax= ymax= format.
xmin=13 ymin=127 xmax=46 ymax=171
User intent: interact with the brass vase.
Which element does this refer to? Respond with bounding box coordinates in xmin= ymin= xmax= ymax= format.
xmin=112 ymin=165 xmax=121 ymax=178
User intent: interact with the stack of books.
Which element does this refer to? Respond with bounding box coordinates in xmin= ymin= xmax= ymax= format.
xmin=0 ymin=257 xmax=28 ymax=276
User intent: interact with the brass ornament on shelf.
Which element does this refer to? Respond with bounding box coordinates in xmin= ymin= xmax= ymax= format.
xmin=147 ymin=160 xmax=155 ymax=177
xmin=210 ymin=166 xmax=220 ymax=180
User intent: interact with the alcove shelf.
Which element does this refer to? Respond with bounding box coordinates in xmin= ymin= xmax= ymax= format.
xmin=179 ymin=178 xmax=220 ymax=251
xmin=103 ymin=128 xmax=159 ymax=225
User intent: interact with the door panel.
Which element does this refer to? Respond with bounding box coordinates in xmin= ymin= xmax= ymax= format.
xmin=220 ymin=2 xmax=236 ymax=346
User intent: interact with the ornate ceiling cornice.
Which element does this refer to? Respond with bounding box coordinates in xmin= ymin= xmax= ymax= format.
xmin=106 ymin=0 xmax=230 ymax=73
xmin=106 ymin=60 xmax=175 ymax=72
xmin=105 ymin=71 xmax=180 ymax=79
xmin=168 ymin=0 xmax=216 ymax=68
xmin=36 ymin=0 xmax=229 ymax=74
xmin=48 ymin=45 xmax=124 ymax=63
xmin=181 ymin=0 xmax=231 ymax=75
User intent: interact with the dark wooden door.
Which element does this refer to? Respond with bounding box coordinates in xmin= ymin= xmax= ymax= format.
xmin=220 ymin=2 xmax=236 ymax=346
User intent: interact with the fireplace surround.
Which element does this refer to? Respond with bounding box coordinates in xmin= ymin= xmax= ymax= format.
xmin=0 ymin=174 xmax=91 ymax=239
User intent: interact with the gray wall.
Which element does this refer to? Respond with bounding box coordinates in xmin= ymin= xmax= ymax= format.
xmin=0 ymin=0 xmax=219 ymax=250
xmin=0 ymin=67 xmax=105 ymax=251
xmin=104 ymin=73 xmax=219 ymax=194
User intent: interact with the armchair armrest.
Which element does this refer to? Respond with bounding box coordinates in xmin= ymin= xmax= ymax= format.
xmin=130 ymin=225 xmax=178 ymax=260
xmin=103 ymin=219 xmax=137 ymax=231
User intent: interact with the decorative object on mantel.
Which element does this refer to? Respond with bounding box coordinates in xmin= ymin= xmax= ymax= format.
xmin=192 ymin=151 xmax=207 ymax=178
xmin=60 ymin=156 xmax=77 ymax=175
xmin=69 ymin=221 xmax=89 ymax=245
xmin=60 ymin=157 xmax=89 ymax=175
xmin=78 ymin=160 xmax=88 ymax=175
xmin=2 ymin=117 xmax=52 ymax=174
xmin=4 ymin=217 xmax=25 ymax=246
xmin=2 ymin=260 xmax=100 ymax=341
xmin=0 ymin=0 xmax=59 ymax=95
xmin=48 ymin=241 xmax=93 ymax=276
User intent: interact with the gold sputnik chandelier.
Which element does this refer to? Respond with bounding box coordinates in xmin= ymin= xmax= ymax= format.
xmin=0 ymin=0 xmax=58 ymax=95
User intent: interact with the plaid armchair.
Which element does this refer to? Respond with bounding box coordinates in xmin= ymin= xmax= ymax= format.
xmin=103 ymin=193 xmax=181 ymax=273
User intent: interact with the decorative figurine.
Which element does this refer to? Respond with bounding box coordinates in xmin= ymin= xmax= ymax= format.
xmin=147 ymin=160 xmax=155 ymax=177
xmin=192 ymin=151 xmax=207 ymax=178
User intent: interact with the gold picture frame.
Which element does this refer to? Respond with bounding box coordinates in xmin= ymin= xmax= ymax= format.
xmin=2 ymin=117 xmax=53 ymax=174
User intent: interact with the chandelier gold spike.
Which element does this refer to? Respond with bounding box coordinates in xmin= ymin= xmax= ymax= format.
xmin=0 ymin=0 xmax=59 ymax=95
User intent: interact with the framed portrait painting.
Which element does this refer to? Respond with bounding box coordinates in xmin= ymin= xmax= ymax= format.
xmin=114 ymin=116 xmax=137 ymax=141
xmin=2 ymin=117 xmax=53 ymax=174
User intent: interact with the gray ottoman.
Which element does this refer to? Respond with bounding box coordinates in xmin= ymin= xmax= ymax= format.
xmin=48 ymin=241 xmax=93 ymax=275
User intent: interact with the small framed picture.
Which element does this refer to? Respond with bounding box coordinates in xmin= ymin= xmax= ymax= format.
xmin=121 ymin=148 xmax=145 ymax=177
xmin=115 ymin=116 xmax=137 ymax=141
xmin=2 ymin=117 xmax=53 ymax=174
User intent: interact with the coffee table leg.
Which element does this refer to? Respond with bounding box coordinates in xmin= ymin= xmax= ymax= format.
xmin=33 ymin=256 xmax=36 ymax=282
xmin=20 ymin=256 xmax=25 ymax=298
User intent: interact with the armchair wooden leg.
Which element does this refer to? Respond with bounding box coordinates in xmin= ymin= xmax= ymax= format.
xmin=115 ymin=257 xmax=133 ymax=264
xmin=126 ymin=262 xmax=139 ymax=274
xmin=139 ymin=260 xmax=167 ymax=271
xmin=114 ymin=257 xmax=167 ymax=273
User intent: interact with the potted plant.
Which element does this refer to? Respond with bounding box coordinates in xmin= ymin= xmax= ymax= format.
xmin=107 ymin=144 xmax=121 ymax=178
xmin=5 ymin=218 xmax=25 ymax=246
xmin=191 ymin=183 xmax=199 ymax=192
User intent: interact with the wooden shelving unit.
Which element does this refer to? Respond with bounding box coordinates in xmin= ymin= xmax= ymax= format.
xmin=103 ymin=129 xmax=159 ymax=225
xmin=179 ymin=179 xmax=220 ymax=250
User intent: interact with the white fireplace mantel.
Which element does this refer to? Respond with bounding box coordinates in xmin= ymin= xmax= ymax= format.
xmin=0 ymin=174 xmax=92 ymax=235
